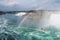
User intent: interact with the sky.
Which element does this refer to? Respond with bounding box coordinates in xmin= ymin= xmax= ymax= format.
xmin=0 ymin=0 xmax=60 ymax=11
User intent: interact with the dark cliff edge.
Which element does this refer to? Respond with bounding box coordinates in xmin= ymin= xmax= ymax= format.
xmin=0 ymin=10 xmax=57 ymax=15
xmin=0 ymin=10 xmax=36 ymax=15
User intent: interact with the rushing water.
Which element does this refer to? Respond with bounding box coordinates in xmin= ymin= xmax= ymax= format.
xmin=0 ymin=12 xmax=60 ymax=40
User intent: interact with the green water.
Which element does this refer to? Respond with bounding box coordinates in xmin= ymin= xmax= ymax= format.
xmin=6 ymin=26 xmax=60 ymax=40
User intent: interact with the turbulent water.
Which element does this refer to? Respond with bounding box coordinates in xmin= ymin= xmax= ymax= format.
xmin=0 ymin=11 xmax=60 ymax=40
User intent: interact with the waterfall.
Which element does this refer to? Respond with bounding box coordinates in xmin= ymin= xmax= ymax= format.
xmin=0 ymin=11 xmax=60 ymax=40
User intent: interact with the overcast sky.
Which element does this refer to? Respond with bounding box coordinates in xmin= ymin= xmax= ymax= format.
xmin=0 ymin=0 xmax=60 ymax=11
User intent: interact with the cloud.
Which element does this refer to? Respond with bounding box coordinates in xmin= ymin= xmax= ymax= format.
xmin=37 ymin=0 xmax=60 ymax=10
xmin=3 ymin=2 xmax=19 ymax=6
xmin=0 ymin=0 xmax=19 ymax=7
xmin=0 ymin=0 xmax=60 ymax=11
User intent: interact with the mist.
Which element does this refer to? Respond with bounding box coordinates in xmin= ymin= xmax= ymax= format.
xmin=16 ymin=10 xmax=60 ymax=31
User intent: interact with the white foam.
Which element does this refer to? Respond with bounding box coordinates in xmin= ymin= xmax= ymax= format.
xmin=15 ymin=12 xmax=26 ymax=16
